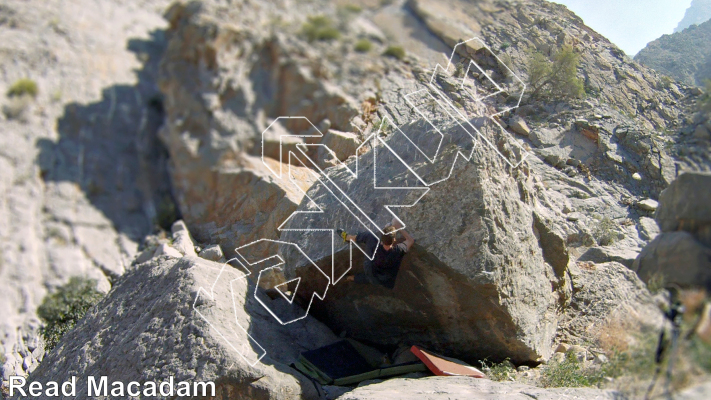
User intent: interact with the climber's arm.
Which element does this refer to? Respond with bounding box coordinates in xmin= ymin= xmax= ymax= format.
xmin=391 ymin=218 xmax=414 ymax=250
xmin=399 ymin=228 xmax=415 ymax=251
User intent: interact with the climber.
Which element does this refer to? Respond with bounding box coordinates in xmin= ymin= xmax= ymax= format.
xmin=337 ymin=218 xmax=414 ymax=289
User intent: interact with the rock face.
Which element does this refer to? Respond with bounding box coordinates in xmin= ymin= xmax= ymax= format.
xmin=636 ymin=18 xmax=711 ymax=87
xmin=280 ymin=110 xmax=562 ymax=365
xmin=634 ymin=172 xmax=711 ymax=290
xmin=19 ymin=254 xmax=337 ymax=400
xmin=558 ymin=261 xmax=661 ymax=344
xmin=0 ymin=0 xmax=174 ymax=380
xmin=336 ymin=376 xmax=624 ymax=400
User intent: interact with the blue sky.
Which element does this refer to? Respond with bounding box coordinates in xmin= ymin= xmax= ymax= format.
xmin=553 ymin=0 xmax=692 ymax=56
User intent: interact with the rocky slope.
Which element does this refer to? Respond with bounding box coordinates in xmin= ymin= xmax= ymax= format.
xmin=15 ymin=247 xmax=337 ymax=400
xmin=635 ymin=18 xmax=711 ymax=87
xmin=675 ymin=0 xmax=711 ymax=33
xmin=0 ymin=0 xmax=173 ymax=380
xmin=2 ymin=0 xmax=711 ymax=397
xmin=15 ymin=239 xmax=629 ymax=400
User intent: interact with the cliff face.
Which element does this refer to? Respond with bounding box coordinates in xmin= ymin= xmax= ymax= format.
xmin=0 ymin=0 xmax=173 ymax=380
xmin=2 ymin=0 xmax=710 ymax=395
xmin=675 ymin=0 xmax=711 ymax=33
xmin=635 ymin=18 xmax=711 ymax=87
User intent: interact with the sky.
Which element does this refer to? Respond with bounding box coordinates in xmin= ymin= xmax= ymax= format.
xmin=553 ymin=0 xmax=693 ymax=56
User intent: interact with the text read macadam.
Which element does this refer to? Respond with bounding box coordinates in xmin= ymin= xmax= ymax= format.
xmin=8 ymin=376 xmax=216 ymax=397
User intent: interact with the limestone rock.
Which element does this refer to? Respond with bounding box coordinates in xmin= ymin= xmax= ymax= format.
xmin=153 ymin=243 xmax=183 ymax=259
xmin=320 ymin=130 xmax=360 ymax=162
xmin=282 ymin=121 xmax=564 ymax=365
xmin=655 ymin=172 xmax=711 ymax=234
xmin=560 ymin=262 xmax=662 ymax=344
xmin=199 ymin=244 xmax=225 ymax=262
xmin=171 ymin=220 xmax=197 ymax=257
xmin=637 ymin=198 xmax=659 ymax=212
xmin=23 ymin=256 xmax=337 ymax=400
xmin=509 ymin=116 xmax=531 ymax=136
xmin=336 ymin=376 xmax=624 ymax=400
xmin=633 ymin=231 xmax=711 ymax=291
xmin=577 ymin=247 xmax=640 ymax=269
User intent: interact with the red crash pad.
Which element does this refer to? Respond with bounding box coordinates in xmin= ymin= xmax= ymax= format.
xmin=410 ymin=345 xmax=487 ymax=378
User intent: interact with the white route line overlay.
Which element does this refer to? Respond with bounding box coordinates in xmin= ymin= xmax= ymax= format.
xmin=194 ymin=37 xmax=528 ymax=363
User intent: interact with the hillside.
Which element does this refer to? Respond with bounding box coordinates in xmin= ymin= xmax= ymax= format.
xmin=636 ymin=18 xmax=711 ymax=87
xmin=675 ymin=0 xmax=711 ymax=33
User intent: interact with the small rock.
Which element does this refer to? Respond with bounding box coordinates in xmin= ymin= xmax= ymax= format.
xmin=153 ymin=243 xmax=183 ymax=258
xmin=594 ymin=354 xmax=609 ymax=364
xmin=566 ymin=158 xmax=581 ymax=167
xmin=320 ymin=129 xmax=360 ymax=161
xmin=544 ymin=154 xmax=561 ymax=166
xmin=199 ymin=244 xmax=224 ymax=262
xmin=171 ymin=220 xmax=197 ymax=257
xmin=517 ymin=365 xmax=530 ymax=372
xmin=567 ymin=345 xmax=587 ymax=362
xmin=319 ymin=118 xmax=332 ymax=132
xmin=551 ymin=352 xmax=566 ymax=363
xmin=22 ymin=356 xmax=32 ymax=371
xmin=566 ymin=213 xmax=582 ymax=222
xmin=555 ymin=343 xmax=571 ymax=353
xmin=632 ymin=172 xmax=642 ymax=181
xmin=637 ymin=199 xmax=659 ymax=211
xmin=509 ymin=116 xmax=531 ymax=136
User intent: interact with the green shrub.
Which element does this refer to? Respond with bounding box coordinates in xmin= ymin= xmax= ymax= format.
xmin=354 ymin=38 xmax=373 ymax=53
xmin=500 ymin=41 xmax=511 ymax=51
xmin=343 ymin=4 xmax=363 ymax=13
xmin=302 ymin=15 xmax=341 ymax=42
xmin=382 ymin=45 xmax=406 ymax=60
xmin=7 ymin=78 xmax=38 ymax=98
xmin=479 ymin=358 xmax=515 ymax=381
xmin=541 ymin=352 xmax=603 ymax=387
xmin=37 ymin=277 xmax=104 ymax=352
xmin=527 ymin=45 xmax=584 ymax=101
xmin=592 ymin=215 xmax=619 ymax=246
xmin=660 ymin=75 xmax=674 ymax=90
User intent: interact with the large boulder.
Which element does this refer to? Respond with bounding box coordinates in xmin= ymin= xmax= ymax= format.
xmin=280 ymin=113 xmax=563 ymax=365
xmin=632 ymin=172 xmax=711 ymax=290
xmin=633 ymin=231 xmax=711 ymax=291
xmin=655 ymin=172 xmax=711 ymax=243
xmin=19 ymin=254 xmax=338 ymax=400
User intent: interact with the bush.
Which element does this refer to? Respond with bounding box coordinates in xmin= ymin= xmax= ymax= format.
xmin=354 ymin=38 xmax=372 ymax=53
xmin=592 ymin=215 xmax=619 ymax=246
xmin=7 ymin=78 xmax=38 ymax=98
xmin=541 ymin=352 xmax=604 ymax=387
xmin=343 ymin=4 xmax=362 ymax=13
xmin=527 ymin=46 xmax=584 ymax=101
xmin=37 ymin=277 xmax=104 ymax=352
xmin=479 ymin=358 xmax=515 ymax=381
xmin=302 ymin=16 xmax=340 ymax=42
xmin=382 ymin=45 xmax=405 ymax=60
